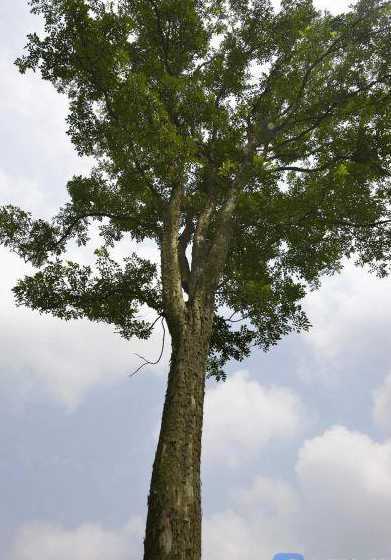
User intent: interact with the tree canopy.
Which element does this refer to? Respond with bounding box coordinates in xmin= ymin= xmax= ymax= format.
xmin=1 ymin=0 xmax=390 ymax=379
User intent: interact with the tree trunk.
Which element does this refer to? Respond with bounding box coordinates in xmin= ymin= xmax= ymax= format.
xmin=143 ymin=305 xmax=213 ymax=560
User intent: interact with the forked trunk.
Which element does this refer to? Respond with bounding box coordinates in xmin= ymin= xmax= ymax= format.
xmin=143 ymin=306 xmax=213 ymax=560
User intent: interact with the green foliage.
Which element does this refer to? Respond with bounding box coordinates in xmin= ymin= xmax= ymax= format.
xmin=1 ymin=0 xmax=391 ymax=379
xmin=13 ymin=251 xmax=161 ymax=338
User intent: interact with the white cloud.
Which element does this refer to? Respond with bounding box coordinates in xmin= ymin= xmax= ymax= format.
xmin=314 ymin=0 xmax=352 ymax=13
xmin=237 ymin=475 xmax=299 ymax=517
xmin=10 ymin=518 xmax=143 ymax=560
xmin=204 ymin=426 xmax=391 ymax=559
xmin=302 ymin=263 xmax=391 ymax=362
xmin=204 ymin=477 xmax=301 ymax=560
xmin=296 ymin=426 xmax=391 ymax=558
xmin=374 ymin=374 xmax=391 ymax=433
xmin=205 ymin=510 xmax=261 ymax=560
xmin=0 ymin=54 xmax=92 ymax=216
xmin=203 ymin=371 xmax=305 ymax=466
xmin=0 ymin=169 xmax=47 ymax=217
xmin=297 ymin=426 xmax=391 ymax=506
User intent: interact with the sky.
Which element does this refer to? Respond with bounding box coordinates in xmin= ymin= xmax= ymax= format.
xmin=1 ymin=1 xmax=391 ymax=559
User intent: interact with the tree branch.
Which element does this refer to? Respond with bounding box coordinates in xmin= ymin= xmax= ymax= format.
xmin=279 ymin=7 xmax=382 ymax=120
xmin=149 ymin=0 xmax=174 ymax=75
xmin=161 ymin=183 xmax=187 ymax=333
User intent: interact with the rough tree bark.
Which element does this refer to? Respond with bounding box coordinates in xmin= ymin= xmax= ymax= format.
xmin=140 ymin=131 xmax=247 ymax=557
xmin=142 ymin=176 xmax=238 ymax=558
xmin=143 ymin=303 xmax=214 ymax=560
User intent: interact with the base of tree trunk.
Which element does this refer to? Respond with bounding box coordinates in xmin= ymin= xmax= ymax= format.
xmin=143 ymin=313 xmax=210 ymax=560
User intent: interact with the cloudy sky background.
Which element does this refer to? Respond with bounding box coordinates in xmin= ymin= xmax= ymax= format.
xmin=1 ymin=1 xmax=391 ymax=558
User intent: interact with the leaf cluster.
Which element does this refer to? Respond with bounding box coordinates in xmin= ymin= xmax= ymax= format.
xmin=1 ymin=0 xmax=390 ymax=379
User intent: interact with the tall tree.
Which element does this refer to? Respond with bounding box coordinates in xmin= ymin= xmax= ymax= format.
xmin=1 ymin=0 xmax=390 ymax=557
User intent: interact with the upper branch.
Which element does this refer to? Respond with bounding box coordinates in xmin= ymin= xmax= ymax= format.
xmin=160 ymin=182 xmax=187 ymax=333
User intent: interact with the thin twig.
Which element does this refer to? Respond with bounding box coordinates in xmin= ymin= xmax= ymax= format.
xmin=228 ymin=314 xmax=251 ymax=323
xmin=129 ymin=317 xmax=166 ymax=377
